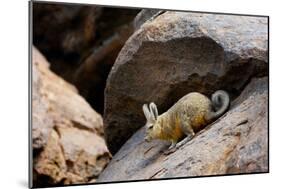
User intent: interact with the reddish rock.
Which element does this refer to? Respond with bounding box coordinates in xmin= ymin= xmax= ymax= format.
xmin=32 ymin=47 xmax=54 ymax=149
xmin=32 ymin=47 xmax=111 ymax=187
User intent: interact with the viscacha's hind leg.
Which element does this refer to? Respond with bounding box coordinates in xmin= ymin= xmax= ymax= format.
xmin=177 ymin=118 xmax=195 ymax=148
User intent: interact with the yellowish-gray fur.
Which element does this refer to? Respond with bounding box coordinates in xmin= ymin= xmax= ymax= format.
xmin=143 ymin=90 xmax=229 ymax=148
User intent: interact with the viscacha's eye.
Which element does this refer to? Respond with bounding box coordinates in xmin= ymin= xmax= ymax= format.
xmin=148 ymin=125 xmax=153 ymax=129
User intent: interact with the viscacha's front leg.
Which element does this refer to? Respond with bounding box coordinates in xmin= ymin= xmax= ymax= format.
xmin=163 ymin=139 xmax=178 ymax=155
xmin=168 ymin=140 xmax=177 ymax=150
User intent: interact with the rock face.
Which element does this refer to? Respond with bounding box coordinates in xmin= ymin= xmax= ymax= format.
xmin=32 ymin=47 xmax=111 ymax=187
xmin=97 ymin=77 xmax=268 ymax=182
xmin=133 ymin=9 xmax=163 ymax=30
xmin=104 ymin=11 xmax=268 ymax=153
xmin=33 ymin=2 xmax=140 ymax=113
xmin=32 ymin=48 xmax=54 ymax=149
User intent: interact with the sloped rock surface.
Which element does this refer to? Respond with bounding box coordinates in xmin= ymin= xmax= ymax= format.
xmin=104 ymin=11 xmax=268 ymax=153
xmin=97 ymin=77 xmax=268 ymax=182
xmin=32 ymin=47 xmax=111 ymax=187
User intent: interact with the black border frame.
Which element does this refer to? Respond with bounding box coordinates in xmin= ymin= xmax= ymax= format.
xmin=28 ymin=0 xmax=270 ymax=188
xmin=28 ymin=1 xmax=33 ymax=188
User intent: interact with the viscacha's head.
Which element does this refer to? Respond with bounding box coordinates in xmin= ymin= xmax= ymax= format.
xmin=142 ymin=102 xmax=160 ymax=142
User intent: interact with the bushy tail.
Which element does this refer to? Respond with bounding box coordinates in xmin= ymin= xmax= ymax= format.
xmin=206 ymin=90 xmax=230 ymax=121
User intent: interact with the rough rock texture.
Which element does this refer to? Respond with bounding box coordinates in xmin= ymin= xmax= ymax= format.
xmin=104 ymin=12 xmax=268 ymax=153
xmin=97 ymin=77 xmax=268 ymax=182
xmin=32 ymin=47 xmax=111 ymax=187
xmin=32 ymin=48 xmax=54 ymax=149
xmin=33 ymin=2 xmax=140 ymax=113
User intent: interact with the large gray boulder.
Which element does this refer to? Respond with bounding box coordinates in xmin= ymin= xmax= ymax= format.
xmin=104 ymin=11 xmax=268 ymax=153
xmin=98 ymin=77 xmax=268 ymax=182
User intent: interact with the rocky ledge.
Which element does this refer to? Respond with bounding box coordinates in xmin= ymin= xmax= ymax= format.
xmin=98 ymin=77 xmax=268 ymax=182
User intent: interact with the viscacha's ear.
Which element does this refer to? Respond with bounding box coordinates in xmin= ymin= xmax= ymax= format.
xmin=143 ymin=103 xmax=154 ymax=123
xmin=149 ymin=102 xmax=158 ymax=120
